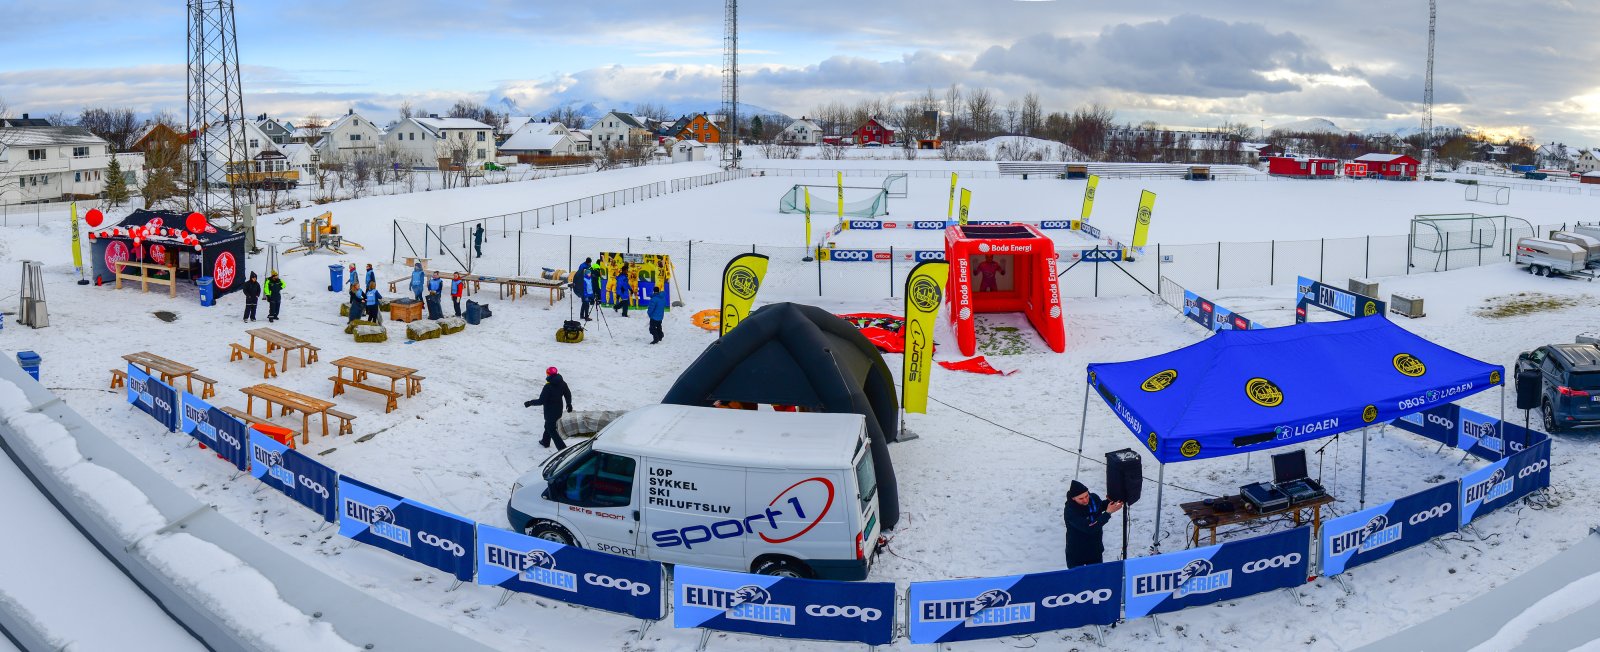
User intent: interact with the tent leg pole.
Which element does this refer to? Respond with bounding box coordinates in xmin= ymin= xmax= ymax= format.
xmin=1359 ymin=427 xmax=1370 ymax=509
xmin=1074 ymin=383 xmax=1090 ymax=480
xmin=1151 ymin=464 xmax=1166 ymax=553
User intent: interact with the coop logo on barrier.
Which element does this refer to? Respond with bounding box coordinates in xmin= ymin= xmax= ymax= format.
xmin=1141 ymin=370 xmax=1178 ymax=392
xmin=913 ymin=221 xmax=947 ymax=230
xmin=419 ymin=531 xmax=466 ymax=557
xmin=1080 ymin=249 xmax=1121 ymax=262
xmin=1040 ymin=220 xmax=1073 ymax=230
xmin=1241 ymin=553 xmax=1302 ymax=573
xmin=344 ymin=500 xmax=412 ymax=547
xmin=914 ymin=250 xmax=945 ymax=262
xmin=828 ymin=249 xmax=873 ymax=262
xmin=1245 ymin=378 xmax=1284 ymax=407
xmin=805 ymin=605 xmax=883 ymax=623
xmin=1464 ymin=469 xmax=1513 ymax=505
xmin=1393 ymin=353 xmax=1427 ymax=377
xmin=1427 ymin=414 xmax=1455 ymax=429
xmin=919 ymin=589 xmax=1035 ymax=627
xmin=1408 ymin=503 xmax=1453 ymax=525
xmin=1329 ymin=514 xmax=1402 ymax=556
xmin=1131 ymin=559 xmax=1231 ymax=598
xmin=1040 ymin=588 xmax=1113 ymax=608
xmin=684 ymin=584 xmax=795 ymax=625
xmin=585 ymin=573 xmax=652 ymax=596
xmin=251 ymin=446 xmax=296 ymax=488
xmin=1519 ymin=458 xmax=1549 ymax=478
xmin=486 ymin=546 xmax=574 ymax=591
xmin=847 ymin=221 xmax=882 ymax=230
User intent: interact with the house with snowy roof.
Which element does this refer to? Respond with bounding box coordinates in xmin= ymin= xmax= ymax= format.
xmin=777 ymin=117 xmax=823 ymax=145
xmin=591 ymin=111 xmax=654 ymax=148
xmin=382 ymin=114 xmax=496 ymax=167
xmin=499 ymin=121 xmax=579 ymax=157
xmin=313 ymin=110 xmax=383 ymax=162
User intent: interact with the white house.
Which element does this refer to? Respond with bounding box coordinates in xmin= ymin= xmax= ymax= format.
xmin=498 ymin=121 xmax=578 ymax=157
xmin=280 ymin=143 xmax=320 ymax=180
xmin=255 ymin=115 xmax=295 ymax=146
xmin=191 ymin=120 xmax=287 ymax=186
xmin=777 ymin=117 xmax=823 ymax=145
xmin=0 ymin=122 xmax=120 ymax=204
xmin=499 ymin=116 xmax=535 ymax=140
xmin=569 ymin=129 xmax=592 ymax=153
xmin=382 ymin=115 xmax=496 ymax=167
xmin=670 ymin=139 xmax=707 ymax=163
xmin=590 ymin=111 xmax=653 ymax=148
xmin=1535 ymin=142 xmax=1574 ymax=170
xmin=1572 ymin=148 xmax=1600 ymax=174
xmin=313 ymin=110 xmax=384 ymax=162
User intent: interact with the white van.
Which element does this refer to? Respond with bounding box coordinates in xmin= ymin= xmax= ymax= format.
xmin=507 ymin=404 xmax=881 ymax=580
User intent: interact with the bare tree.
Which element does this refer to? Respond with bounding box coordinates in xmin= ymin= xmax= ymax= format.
xmin=77 ymin=107 xmax=141 ymax=151
xmin=398 ymin=101 xmax=414 ymax=120
xmin=1065 ymin=103 xmax=1115 ymax=158
xmin=1019 ymin=92 xmax=1042 ymax=138
xmin=449 ymin=100 xmax=502 ymax=133
xmin=943 ymin=84 xmax=964 ymax=141
xmin=631 ymin=102 xmax=669 ymax=122
xmin=551 ymin=106 xmax=587 ymax=130
xmin=1003 ymin=99 xmax=1020 ymax=136
xmin=965 ymin=87 xmax=995 ymax=140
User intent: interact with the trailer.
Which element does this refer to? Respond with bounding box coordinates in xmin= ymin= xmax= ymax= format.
xmin=1514 ymin=237 xmax=1594 ymax=280
xmin=1548 ymin=231 xmax=1600 ymax=268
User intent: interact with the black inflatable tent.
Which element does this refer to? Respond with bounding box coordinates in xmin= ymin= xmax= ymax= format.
xmin=89 ymin=209 xmax=248 ymax=298
xmin=661 ymin=302 xmax=903 ymax=529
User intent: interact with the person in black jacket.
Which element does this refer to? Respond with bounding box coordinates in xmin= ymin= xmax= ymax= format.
xmin=523 ymin=367 xmax=574 ymax=449
xmin=1063 ymin=480 xmax=1122 ymax=568
xmin=242 ymin=272 xmax=261 ymax=322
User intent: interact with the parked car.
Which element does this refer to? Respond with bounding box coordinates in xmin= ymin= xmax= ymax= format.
xmin=1516 ymin=343 xmax=1600 ymax=432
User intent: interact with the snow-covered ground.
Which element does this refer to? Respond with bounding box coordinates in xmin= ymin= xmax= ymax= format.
xmin=1 ymin=161 xmax=1597 ymax=650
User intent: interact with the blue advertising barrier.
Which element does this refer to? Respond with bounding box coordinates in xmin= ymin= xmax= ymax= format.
xmin=907 ymin=562 xmax=1121 ymax=644
xmin=1295 ymin=276 xmax=1385 ymax=324
xmin=1459 ymin=437 xmax=1551 ymax=528
xmin=475 ymin=524 xmax=665 ymax=620
xmin=674 ymin=566 xmax=896 ymax=646
xmin=207 ymin=406 xmax=250 ymax=472
xmin=337 ymin=476 xmax=476 ymax=582
xmin=1390 ymin=404 xmax=1535 ymax=462
xmin=247 ymin=431 xmax=339 ymax=522
xmin=1320 ymin=481 xmax=1459 ymax=577
xmin=1124 ymin=527 xmax=1309 ymax=619
xmin=179 ymin=390 xmax=216 ymax=447
xmin=125 ymin=364 xmax=178 ymax=432
xmin=1391 ymin=403 xmax=1461 ymax=449
xmin=1181 ymin=290 xmax=1255 ymax=333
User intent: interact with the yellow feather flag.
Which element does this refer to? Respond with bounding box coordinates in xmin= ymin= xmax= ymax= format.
xmin=69 ymin=202 xmax=84 ymax=276
xmin=835 ymin=171 xmax=844 ymax=220
xmin=902 ymin=260 xmax=950 ymax=414
xmin=1080 ymin=174 xmax=1099 ymax=222
xmin=719 ymin=253 xmax=769 ymax=336
xmin=958 ymin=188 xmax=972 ymax=226
xmin=946 ymin=172 xmax=958 ymax=221
xmin=803 ymin=187 xmax=813 ymax=249
xmin=1132 ymin=190 xmax=1156 ymax=248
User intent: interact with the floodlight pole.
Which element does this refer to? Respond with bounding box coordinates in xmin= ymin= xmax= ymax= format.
xmin=1074 ymin=382 xmax=1090 ymax=480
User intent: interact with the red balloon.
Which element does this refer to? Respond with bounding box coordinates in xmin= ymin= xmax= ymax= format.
xmin=186 ymin=212 xmax=207 ymax=233
xmin=85 ymin=208 xmax=104 ymax=228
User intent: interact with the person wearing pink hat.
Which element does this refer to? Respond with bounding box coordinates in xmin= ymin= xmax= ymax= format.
xmin=523 ymin=367 xmax=574 ymax=449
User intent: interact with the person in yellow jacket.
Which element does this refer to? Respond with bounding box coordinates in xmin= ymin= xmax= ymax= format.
xmin=265 ymin=270 xmax=285 ymax=322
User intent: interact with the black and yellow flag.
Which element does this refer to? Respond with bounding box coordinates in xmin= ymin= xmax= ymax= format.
xmin=1080 ymin=174 xmax=1099 ymax=222
xmin=902 ymin=260 xmax=949 ymax=413
xmin=958 ymin=188 xmax=972 ymax=226
xmin=719 ymin=253 xmax=769 ymax=336
xmin=1132 ymin=190 xmax=1156 ymax=248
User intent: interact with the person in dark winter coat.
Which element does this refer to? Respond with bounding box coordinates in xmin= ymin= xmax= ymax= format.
xmin=646 ymin=290 xmax=668 ymax=343
xmin=576 ymin=266 xmax=594 ymax=321
xmin=265 ymin=271 xmax=285 ymax=322
xmin=364 ymin=282 xmax=384 ymax=323
xmin=347 ymin=280 xmax=364 ymax=324
xmin=242 ymin=272 xmax=261 ymax=322
xmin=1063 ymin=480 xmax=1121 ymax=568
xmin=409 ymin=263 xmax=425 ymax=302
xmin=473 ymin=223 xmax=486 ymax=258
xmin=523 ymin=367 xmax=574 ymax=449
xmin=426 ymin=271 xmax=444 ymax=320
xmin=613 ymin=263 xmax=632 ymax=317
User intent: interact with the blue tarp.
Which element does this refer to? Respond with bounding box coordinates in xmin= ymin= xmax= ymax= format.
xmin=1086 ymin=316 xmax=1504 ymax=464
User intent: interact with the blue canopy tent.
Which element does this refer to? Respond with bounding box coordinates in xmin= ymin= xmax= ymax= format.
xmin=1078 ymin=316 xmax=1505 ymax=549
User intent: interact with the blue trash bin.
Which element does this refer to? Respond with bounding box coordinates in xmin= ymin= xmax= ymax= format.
xmin=16 ymin=351 xmax=40 ymax=381
xmin=329 ymin=265 xmax=343 ymax=292
xmin=465 ymin=301 xmax=481 ymax=325
xmin=198 ymin=276 xmax=215 ymax=307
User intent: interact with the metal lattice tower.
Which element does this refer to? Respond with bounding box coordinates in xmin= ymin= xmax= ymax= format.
xmin=187 ymin=0 xmax=247 ymax=215
xmin=1421 ymin=0 xmax=1436 ymax=172
xmin=721 ymin=0 xmax=739 ymax=169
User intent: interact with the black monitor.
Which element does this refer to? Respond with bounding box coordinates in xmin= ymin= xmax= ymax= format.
xmin=1272 ymin=450 xmax=1308 ymax=484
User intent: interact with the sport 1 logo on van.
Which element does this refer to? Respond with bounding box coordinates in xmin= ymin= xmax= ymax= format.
xmin=344 ymin=500 xmax=412 ymax=547
xmin=650 ymin=477 xmax=835 ymax=550
xmin=485 ymin=545 xmax=577 ymax=592
xmin=684 ymin=584 xmax=795 ymax=625
xmin=918 ymin=589 xmax=1035 ymax=627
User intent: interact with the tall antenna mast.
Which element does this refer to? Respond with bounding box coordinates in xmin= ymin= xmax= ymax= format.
xmin=187 ymin=0 xmax=247 ymax=216
xmin=1421 ymin=0 xmax=1436 ymax=172
xmin=721 ymin=0 xmax=739 ymax=170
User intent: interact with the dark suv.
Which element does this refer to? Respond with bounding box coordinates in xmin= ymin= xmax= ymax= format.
xmin=1517 ymin=343 xmax=1600 ymax=432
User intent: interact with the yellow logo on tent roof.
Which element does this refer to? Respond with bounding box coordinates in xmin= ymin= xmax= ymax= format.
xmin=1393 ymin=353 xmax=1426 ymax=377
xmin=1141 ymin=369 xmax=1178 ymax=392
xmin=1245 ymin=377 xmax=1283 ymax=407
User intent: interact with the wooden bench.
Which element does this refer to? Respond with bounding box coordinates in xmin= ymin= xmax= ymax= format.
xmin=325 ymin=408 xmax=357 ymax=436
xmin=109 ymin=368 xmax=126 ymax=389
xmin=218 ymin=406 xmax=300 ymax=444
xmin=407 ymin=374 xmax=425 ymax=396
xmin=189 ymin=373 xmax=218 ymax=399
xmin=229 ymin=343 xmax=279 ymax=379
xmin=328 ymin=375 xmax=400 ymax=413
xmin=305 ymin=346 xmax=320 ymax=365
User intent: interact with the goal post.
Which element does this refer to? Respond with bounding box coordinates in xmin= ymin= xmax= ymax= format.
xmin=1465 ymin=183 xmax=1510 ymax=205
xmin=1409 ymin=213 xmax=1534 ymax=272
xmin=779 ymin=184 xmax=889 ymax=218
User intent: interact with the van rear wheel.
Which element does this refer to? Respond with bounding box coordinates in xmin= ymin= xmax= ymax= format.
xmin=1543 ymin=398 xmax=1563 ymax=434
xmin=753 ymin=557 xmax=814 ymax=579
xmin=526 ymin=521 xmax=576 ymax=546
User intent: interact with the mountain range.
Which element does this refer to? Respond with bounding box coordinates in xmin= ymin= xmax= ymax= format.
xmin=496 ymin=97 xmax=790 ymax=122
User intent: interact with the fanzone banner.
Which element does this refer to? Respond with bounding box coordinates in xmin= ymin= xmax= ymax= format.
xmin=958 ymin=188 xmax=972 ymax=225
xmin=180 ymin=390 xmax=218 ymax=448
xmin=673 ymin=565 xmax=895 ymax=645
xmin=1123 ymin=527 xmax=1309 ymax=619
xmin=907 ymin=563 xmax=1121 ymax=644
xmin=1131 ymin=190 xmax=1155 ymax=248
xmin=1320 ymin=481 xmax=1459 ymax=577
xmin=1458 ymin=437 xmax=1551 ymax=528
xmin=902 ymin=261 xmax=949 ymax=414
xmin=248 ymin=431 xmax=339 ymax=522
xmin=1181 ymin=290 xmax=1255 ymax=333
xmin=475 ymin=524 xmax=664 ymax=620
xmin=1080 ymin=175 xmax=1099 ymax=222
xmin=719 ymin=253 xmax=769 ymax=337
xmin=207 ymin=406 xmax=250 ymax=472
xmin=338 ymin=476 xmax=477 ymax=582
xmin=125 ymin=364 xmax=179 ymax=432
xmin=1296 ymin=276 xmax=1385 ymax=324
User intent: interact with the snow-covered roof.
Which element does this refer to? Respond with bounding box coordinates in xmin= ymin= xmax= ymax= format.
xmin=862 ymin=116 xmax=900 ymax=132
xmin=499 ymin=130 xmax=572 ymax=152
xmin=593 ymin=404 xmax=864 ymax=469
xmin=674 ymin=139 xmax=707 ymax=149
xmin=500 ymin=116 xmax=534 ymax=135
xmin=600 ymin=112 xmax=649 ymax=130
xmin=509 ymin=122 xmax=565 ymax=138
xmin=1353 ymin=153 xmax=1411 ymax=163
xmin=782 ymin=118 xmax=821 ymax=132
xmin=0 ymin=126 xmax=107 ymax=147
xmin=410 ymin=116 xmax=493 ymax=134
xmin=1583 ymin=170 xmax=1600 ymax=178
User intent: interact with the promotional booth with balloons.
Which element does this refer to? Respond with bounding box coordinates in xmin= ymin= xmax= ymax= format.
xmin=87 ymin=209 xmax=248 ymax=298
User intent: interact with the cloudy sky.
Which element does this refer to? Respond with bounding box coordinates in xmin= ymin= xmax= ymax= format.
xmin=3 ymin=0 xmax=1597 ymax=143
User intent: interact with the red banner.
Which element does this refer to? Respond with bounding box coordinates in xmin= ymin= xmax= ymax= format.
xmin=937 ymin=356 xmax=1017 ymax=376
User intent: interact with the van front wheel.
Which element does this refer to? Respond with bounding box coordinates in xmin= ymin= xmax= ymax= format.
xmin=753 ymin=557 xmax=814 ymax=579
xmin=526 ymin=521 xmax=576 ymax=546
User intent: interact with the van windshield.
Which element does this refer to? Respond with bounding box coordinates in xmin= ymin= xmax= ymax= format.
xmin=543 ymin=439 xmax=592 ymax=480
xmin=854 ymin=450 xmax=878 ymax=513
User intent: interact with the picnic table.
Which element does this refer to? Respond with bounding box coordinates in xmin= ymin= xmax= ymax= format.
xmin=240 ymin=383 xmax=336 ymax=445
xmin=329 ymin=356 xmax=423 ymax=413
xmin=247 ymin=327 xmax=320 ymax=369
xmin=123 ymin=352 xmax=198 ymax=393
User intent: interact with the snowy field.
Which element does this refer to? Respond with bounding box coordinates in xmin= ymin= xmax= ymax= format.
xmin=3 ymin=161 xmax=1598 ymax=650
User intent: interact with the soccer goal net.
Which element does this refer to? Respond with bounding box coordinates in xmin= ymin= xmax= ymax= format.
xmin=1465 ymin=183 xmax=1510 ymax=205
xmin=1410 ymin=213 xmax=1534 ymax=271
xmin=882 ymin=173 xmax=909 ymax=198
xmin=779 ymin=184 xmax=890 ymax=217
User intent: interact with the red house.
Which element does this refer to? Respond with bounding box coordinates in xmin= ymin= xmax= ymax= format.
xmin=1266 ymin=156 xmax=1338 ymax=178
xmin=852 ymin=117 xmax=898 ymax=145
xmin=1352 ymin=153 xmax=1419 ymax=180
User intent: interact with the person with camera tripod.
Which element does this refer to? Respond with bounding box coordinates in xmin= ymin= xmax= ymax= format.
xmin=1064 ymin=480 xmax=1122 ymax=568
